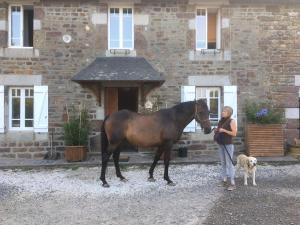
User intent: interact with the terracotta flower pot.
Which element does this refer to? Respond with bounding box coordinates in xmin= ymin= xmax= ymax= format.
xmin=64 ymin=146 xmax=87 ymax=162
xmin=245 ymin=124 xmax=284 ymax=157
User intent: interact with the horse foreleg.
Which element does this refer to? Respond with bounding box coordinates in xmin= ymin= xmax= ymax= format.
xmin=148 ymin=147 xmax=164 ymax=182
xmin=163 ymin=150 xmax=175 ymax=186
xmin=100 ymin=150 xmax=112 ymax=188
xmin=113 ymin=149 xmax=127 ymax=182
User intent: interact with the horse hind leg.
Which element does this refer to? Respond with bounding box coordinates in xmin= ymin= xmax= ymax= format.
xmin=113 ymin=148 xmax=127 ymax=182
xmin=100 ymin=148 xmax=113 ymax=188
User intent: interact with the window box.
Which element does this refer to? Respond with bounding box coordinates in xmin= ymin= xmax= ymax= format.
xmin=245 ymin=124 xmax=284 ymax=157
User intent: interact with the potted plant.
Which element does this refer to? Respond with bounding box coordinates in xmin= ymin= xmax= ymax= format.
xmin=244 ymin=100 xmax=285 ymax=156
xmin=63 ymin=104 xmax=89 ymax=162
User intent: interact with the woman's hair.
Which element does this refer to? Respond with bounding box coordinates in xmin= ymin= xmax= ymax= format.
xmin=223 ymin=106 xmax=233 ymax=117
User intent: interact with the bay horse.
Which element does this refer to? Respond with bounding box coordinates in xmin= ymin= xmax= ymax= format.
xmin=100 ymin=99 xmax=211 ymax=187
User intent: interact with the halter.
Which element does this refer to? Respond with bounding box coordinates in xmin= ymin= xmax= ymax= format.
xmin=194 ymin=101 xmax=210 ymax=124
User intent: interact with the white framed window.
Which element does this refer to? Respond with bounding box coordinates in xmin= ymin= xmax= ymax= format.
xmin=108 ymin=7 xmax=134 ymax=50
xmin=196 ymin=87 xmax=221 ymax=128
xmin=9 ymin=87 xmax=34 ymax=130
xmin=8 ymin=5 xmax=34 ymax=47
xmin=196 ymin=8 xmax=220 ymax=50
xmin=181 ymin=85 xmax=237 ymax=132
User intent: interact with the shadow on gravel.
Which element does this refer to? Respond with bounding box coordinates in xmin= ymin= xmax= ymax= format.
xmin=0 ymin=184 xmax=18 ymax=201
xmin=203 ymin=177 xmax=300 ymax=225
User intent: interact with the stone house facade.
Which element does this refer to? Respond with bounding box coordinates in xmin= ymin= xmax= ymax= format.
xmin=0 ymin=0 xmax=299 ymax=159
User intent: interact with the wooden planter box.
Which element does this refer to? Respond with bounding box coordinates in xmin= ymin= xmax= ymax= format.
xmin=245 ymin=124 xmax=284 ymax=157
xmin=64 ymin=146 xmax=87 ymax=162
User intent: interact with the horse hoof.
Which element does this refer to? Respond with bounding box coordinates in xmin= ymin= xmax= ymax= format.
xmin=121 ymin=178 xmax=128 ymax=182
xmin=148 ymin=177 xmax=156 ymax=182
xmin=167 ymin=182 xmax=176 ymax=186
xmin=102 ymin=183 xmax=110 ymax=188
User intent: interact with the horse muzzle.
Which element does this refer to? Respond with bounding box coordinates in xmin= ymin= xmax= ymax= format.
xmin=203 ymin=127 xmax=212 ymax=134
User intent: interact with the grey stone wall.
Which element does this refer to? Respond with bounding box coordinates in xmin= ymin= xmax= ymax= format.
xmin=230 ymin=4 xmax=300 ymax=145
xmin=0 ymin=0 xmax=299 ymax=158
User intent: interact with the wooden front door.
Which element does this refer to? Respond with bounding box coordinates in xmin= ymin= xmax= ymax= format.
xmin=104 ymin=87 xmax=118 ymax=116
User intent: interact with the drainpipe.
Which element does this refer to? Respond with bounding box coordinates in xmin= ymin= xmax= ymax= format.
xmin=299 ymin=89 xmax=300 ymax=139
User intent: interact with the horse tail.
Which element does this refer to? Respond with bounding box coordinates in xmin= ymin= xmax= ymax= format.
xmin=101 ymin=115 xmax=109 ymax=154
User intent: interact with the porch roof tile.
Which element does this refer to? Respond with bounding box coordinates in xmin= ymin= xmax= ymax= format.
xmin=72 ymin=57 xmax=165 ymax=83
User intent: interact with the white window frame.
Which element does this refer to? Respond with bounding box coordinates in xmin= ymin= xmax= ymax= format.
xmin=9 ymin=87 xmax=34 ymax=131
xmin=108 ymin=6 xmax=134 ymax=50
xmin=196 ymin=87 xmax=221 ymax=129
xmin=195 ymin=8 xmax=221 ymax=50
xmin=8 ymin=4 xmax=33 ymax=48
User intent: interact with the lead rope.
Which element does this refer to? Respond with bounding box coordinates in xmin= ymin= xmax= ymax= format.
xmin=218 ymin=118 xmax=236 ymax=166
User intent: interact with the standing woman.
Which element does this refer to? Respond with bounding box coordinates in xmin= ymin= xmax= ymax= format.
xmin=215 ymin=106 xmax=237 ymax=191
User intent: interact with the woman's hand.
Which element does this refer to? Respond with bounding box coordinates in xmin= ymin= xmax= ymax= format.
xmin=219 ymin=128 xmax=225 ymax=133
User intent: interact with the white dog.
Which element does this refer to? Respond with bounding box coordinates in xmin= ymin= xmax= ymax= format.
xmin=236 ymin=154 xmax=257 ymax=186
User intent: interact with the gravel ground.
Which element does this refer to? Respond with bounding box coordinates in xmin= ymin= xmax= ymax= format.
xmin=203 ymin=164 xmax=300 ymax=225
xmin=0 ymin=164 xmax=299 ymax=225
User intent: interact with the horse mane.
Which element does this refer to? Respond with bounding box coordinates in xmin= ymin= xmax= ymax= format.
xmin=172 ymin=101 xmax=195 ymax=116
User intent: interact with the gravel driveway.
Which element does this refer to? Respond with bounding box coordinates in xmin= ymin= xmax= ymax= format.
xmin=0 ymin=164 xmax=299 ymax=225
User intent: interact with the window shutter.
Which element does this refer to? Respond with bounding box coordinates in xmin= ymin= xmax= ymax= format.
xmin=0 ymin=86 xmax=4 ymax=133
xmin=34 ymin=86 xmax=48 ymax=133
xmin=181 ymin=86 xmax=196 ymax=132
xmin=224 ymin=86 xmax=237 ymax=126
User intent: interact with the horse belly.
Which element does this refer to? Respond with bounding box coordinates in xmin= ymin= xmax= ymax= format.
xmin=127 ymin=130 xmax=161 ymax=148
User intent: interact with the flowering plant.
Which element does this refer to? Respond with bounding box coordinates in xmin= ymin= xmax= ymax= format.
xmin=245 ymin=100 xmax=284 ymax=124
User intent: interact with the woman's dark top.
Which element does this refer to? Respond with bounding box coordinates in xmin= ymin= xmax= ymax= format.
xmin=217 ymin=117 xmax=233 ymax=145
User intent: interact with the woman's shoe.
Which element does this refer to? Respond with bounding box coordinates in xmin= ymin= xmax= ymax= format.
xmin=218 ymin=180 xmax=228 ymax=187
xmin=227 ymin=185 xmax=236 ymax=191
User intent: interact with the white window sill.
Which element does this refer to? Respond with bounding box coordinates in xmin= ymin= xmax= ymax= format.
xmin=0 ymin=47 xmax=39 ymax=58
xmin=196 ymin=49 xmax=222 ymax=54
xmin=9 ymin=128 xmax=34 ymax=132
xmin=189 ymin=49 xmax=231 ymax=61
xmin=106 ymin=49 xmax=136 ymax=57
xmin=0 ymin=130 xmax=48 ymax=142
xmin=8 ymin=46 xmax=33 ymax=49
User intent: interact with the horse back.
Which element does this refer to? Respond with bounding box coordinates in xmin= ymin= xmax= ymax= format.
xmin=105 ymin=109 xmax=181 ymax=148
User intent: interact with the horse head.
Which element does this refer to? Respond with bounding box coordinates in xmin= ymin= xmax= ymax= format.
xmin=195 ymin=100 xmax=211 ymax=134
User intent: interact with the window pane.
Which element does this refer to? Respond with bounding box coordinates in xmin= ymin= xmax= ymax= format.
xmin=196 ymin=87 xmax=206 ymax=99
xmin=208 ymin=11 xmax=217 ymax=49
xmin=214 ymin=90 xmax=219 ymax=97
xmin=11 ymin=6 xmax=21 ymax=46
xmin=12 ymin=120 xmax=20 ymax=127
xmin=110 ymin=8 xmax=120 ymax=48
xmin=25 ymin=98 xmax=33 ymax=120
xmin=196 ymin=9 xmax=206 ymax=49
xmin=209 ymin=98 xmax=218 ymax=120
xmin=25 ymin=120 xmax=33 ymax=127
xmin=12 ymin=98 xmax=20 ymax=119
xmin=25 ymin=88 xmax=33 ymax=97
xmin=23 ymin=6 xmax=34 ymax=47
xmin=123 ymin=8 xmax=133 ymax=49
